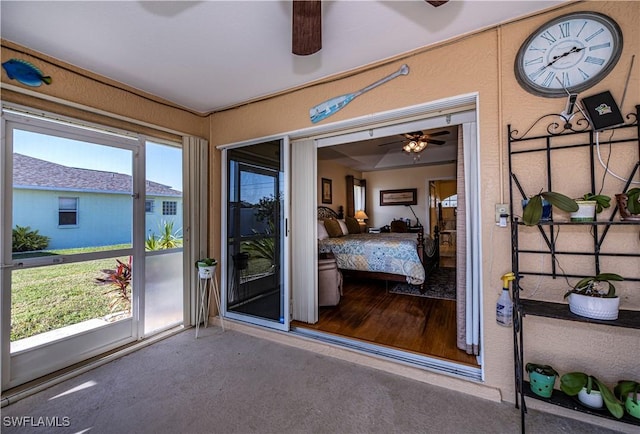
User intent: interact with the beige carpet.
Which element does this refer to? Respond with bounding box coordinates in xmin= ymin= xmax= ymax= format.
xmin=1 ymin=327 xmax=622 ymax=434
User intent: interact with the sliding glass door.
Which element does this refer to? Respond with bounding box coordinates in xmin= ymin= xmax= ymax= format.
xmin=1 ymin=111 xmax=184 ymax=390
xmin=223 ymin=139 xmax=289 ymax=330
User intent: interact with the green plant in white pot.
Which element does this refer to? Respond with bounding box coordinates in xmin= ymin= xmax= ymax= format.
xmin=196 ymin=257 xmax=218 ymax=279
xmin=560 ymin=372 xmax=624 ymax=419
xmin=522 ymin=191 xmax=578 ymax=226
xmin=571 ymin=193 xmax=611 ymax=222
xmin=564 ymin=273 xmax=623 ymax=320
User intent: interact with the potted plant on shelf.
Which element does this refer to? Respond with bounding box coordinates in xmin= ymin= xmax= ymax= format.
xmin=560 ymin=372 xmax=624 ymax=419
xmin=615 ymin=380 xmax=640 ymax=420
xmin=616 ymin=187 xmax=640 ymax=221
xmin=526 ymin=363 xmax=559 ymax=398
xmin=522 ymin=191 xmax=579 ymax=226
xmin=564 ymin=273 xmax=624 ymax=320
xmin=571 ymin=193 xmax=611 ymax=222
xmin=196 ymin=257 xmax=217 ymax=279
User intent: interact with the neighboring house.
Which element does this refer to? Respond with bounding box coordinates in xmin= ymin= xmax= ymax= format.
xmin=13 ymin=153 xmax=182 ymax=249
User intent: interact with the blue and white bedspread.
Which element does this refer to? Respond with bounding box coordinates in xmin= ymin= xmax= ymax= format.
xmin=318 ymin=233 xmax=426 ymax=285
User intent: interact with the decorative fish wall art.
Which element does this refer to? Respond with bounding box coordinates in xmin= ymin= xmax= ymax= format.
xmin=2 ymin=58 xmax=52 ymax=87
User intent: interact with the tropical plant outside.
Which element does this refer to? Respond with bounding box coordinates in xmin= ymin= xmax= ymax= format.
xmin=146 ymin=220 xmax=183 ymax=250
xmin=96 ymin=256 xmax=132 ymax=315
xmin=12 ymin=225 xmax=50 ymax=252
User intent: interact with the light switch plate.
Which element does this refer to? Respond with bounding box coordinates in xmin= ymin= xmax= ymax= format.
xmin=495 ymin=203 xmax=509 ymax=224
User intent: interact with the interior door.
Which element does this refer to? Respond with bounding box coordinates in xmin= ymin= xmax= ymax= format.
xmin=222 ymin=139 xmax=289 ymax=330
xmin=1 ymin=116 xmax=140 ymax=389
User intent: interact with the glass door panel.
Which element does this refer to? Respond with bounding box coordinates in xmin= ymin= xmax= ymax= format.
xmin=3 ymin=122 xmax=138 ymax=389
xmin=225 ymin=140 xmax=288 ymax=330
xmin=144 ymin=141 xmax=183 ymax=335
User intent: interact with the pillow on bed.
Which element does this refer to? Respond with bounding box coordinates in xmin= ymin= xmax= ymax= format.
xmin=323 ymin=218 xmax=344 ymax=237
xmin=345 ymin=216 xmax=361 ymax=234
xmin=317 ymin=220 xmax=329 ymax=240
xmin=337 ymin=219 xmax=349 ymax=235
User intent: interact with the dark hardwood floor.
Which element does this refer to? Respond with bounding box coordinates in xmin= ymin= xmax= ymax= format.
xmin=292 ymin=277 xmax=479 ymax=367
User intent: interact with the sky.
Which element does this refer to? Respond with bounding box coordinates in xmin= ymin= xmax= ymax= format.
xmin=13 ymin=129 xmax=182 ymax=191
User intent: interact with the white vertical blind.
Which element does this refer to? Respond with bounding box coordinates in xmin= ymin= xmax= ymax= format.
xmin=291 ymin=139 xmax=318 ymax=323
xmin=463 ymin=121 xmax=481 ymax=355
xmin=183 ymin=136 xmax=209 ymax=326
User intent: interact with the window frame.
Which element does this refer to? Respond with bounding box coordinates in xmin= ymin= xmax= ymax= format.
xmin=58 ymin=196 xmax=79 ymax=227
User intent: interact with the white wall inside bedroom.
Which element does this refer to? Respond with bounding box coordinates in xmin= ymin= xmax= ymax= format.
xmin=364 ymin=163 xmax=455 ymax=230
xmin=317 ymin=160 xmax=362 ymax=213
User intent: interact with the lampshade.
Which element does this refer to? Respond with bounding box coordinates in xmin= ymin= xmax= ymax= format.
xmin=402 ymin=140 xmax=428 ymax=161
xmin=354 ymin=210 xmax=368 ymax=221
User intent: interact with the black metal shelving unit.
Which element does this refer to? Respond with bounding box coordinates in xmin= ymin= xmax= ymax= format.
xmin=508 ymin=105 xmax=640 ymax=432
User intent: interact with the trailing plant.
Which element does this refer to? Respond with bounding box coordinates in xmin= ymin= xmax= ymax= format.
xmin=12 ymin=225 xmax=50 ymax=252
xmin=563 ymin=273 xmax=624 ymax=299
xmin=560 ymin=372 xmax=623 ymax=419
xmin=522 ymin=191 xmax=578 ymax=226
xmin=578 ymin=193 xmax=611 ymax=214
xmin=96 ymin=256 xmax=132 ymax=315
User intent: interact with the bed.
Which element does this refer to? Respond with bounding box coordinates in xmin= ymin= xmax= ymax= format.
xmin=317 ymin=206 xmax=439 ymax=289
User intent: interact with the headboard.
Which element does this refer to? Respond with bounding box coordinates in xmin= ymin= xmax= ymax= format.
xmin=317 ymin=206 xmax=339 ymax=219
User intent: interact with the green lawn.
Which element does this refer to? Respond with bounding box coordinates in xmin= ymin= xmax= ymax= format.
xmin=11 ymin=245 xmax=130 ymax=342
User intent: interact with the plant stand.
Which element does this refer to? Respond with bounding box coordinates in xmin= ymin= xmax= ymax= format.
xmin=196 ymin=268 xmax=223 ymax=338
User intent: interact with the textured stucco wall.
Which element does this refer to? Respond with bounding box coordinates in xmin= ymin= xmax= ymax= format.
xmin=1 ymin=0 xmax=638 ymax=412
xmin=1 ymin=40 xmax=207 ymax=139
xmin=209 ymin=0 xmax=640 ymax=405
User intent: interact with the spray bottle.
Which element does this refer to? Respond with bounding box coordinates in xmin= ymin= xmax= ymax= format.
xmin=496 ymin=272 xmax=515 ymax=327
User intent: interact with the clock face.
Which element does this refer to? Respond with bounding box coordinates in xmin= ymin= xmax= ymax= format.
xmin=515 ymin=12 xmax=623 ymax=97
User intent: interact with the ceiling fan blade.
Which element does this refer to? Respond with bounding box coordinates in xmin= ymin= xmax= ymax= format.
xmin=426 ymin=1 xmax=449 ymax=6
xmin=425 ymin=139 xmax=446 ymax=145
xmin=378 ymin=140 xmax=402 ymax=147
xmin=427 ymin=130 xmax=450 ymax=137
xmin=292 ymin=0 xmax=321 ymax=56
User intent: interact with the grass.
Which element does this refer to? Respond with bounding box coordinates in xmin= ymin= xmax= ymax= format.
xmin=11 ymin=245 xmax=131 ymax=342
xmin=11 ymin=243 xmax=271 ymax=342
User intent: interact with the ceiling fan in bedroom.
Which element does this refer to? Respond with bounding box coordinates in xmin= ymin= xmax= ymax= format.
xmin=292 ymin=0 xmax=449 ymax=55
xmin=379 ymin=130 xmax=451 ymax=161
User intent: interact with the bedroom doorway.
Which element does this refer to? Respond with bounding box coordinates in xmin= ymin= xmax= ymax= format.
xmin=291 ymin=98 xmax=482 ymax=377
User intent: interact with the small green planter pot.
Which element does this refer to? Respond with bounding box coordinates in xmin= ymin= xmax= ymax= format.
xmin=625 ymin=394 xmax=640 ymax=420
xmin=529 ymin=371 xmax=557 ymax=398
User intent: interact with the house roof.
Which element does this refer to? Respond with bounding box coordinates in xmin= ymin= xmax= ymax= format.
xmin=13 ymin=153 xmax=181 ymax=197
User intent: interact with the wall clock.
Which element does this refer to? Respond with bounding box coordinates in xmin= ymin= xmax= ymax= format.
xmin=515 ymin=11 xmax=623 ymax=97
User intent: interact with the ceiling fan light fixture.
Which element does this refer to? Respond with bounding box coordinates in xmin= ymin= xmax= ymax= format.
xmin=402 ymin=140 xmax=428 ymax=160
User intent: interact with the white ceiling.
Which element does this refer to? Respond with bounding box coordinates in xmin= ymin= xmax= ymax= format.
xmin=1 ymin=0 xmax=567 ymax=115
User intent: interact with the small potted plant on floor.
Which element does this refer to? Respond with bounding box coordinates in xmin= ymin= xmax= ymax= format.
xmin=522 ymin=191 xmax=578 ymax=226
xmin=616 ymin=187 xmax=640 ymax=221
xmin=526 ymin=363 xmax=559 ymax=398
xmin=564 ymin=273 xmax=623 ymax=320
xmin=560 ymin=372 xmax=624 ymax=419
xmin=196 ymin=257 xmax=217 ymax=279
xmin=615 ymin=380 xmax=640 ymax=420
xmin=571 ymin=193 xmax=611 ymax=222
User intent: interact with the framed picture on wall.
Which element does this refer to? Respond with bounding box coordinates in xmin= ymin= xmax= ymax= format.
xmin=322 ymin=178 xmax=332 ymax=204
xmin=380 ymin=188 xmax=417 ymax=206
